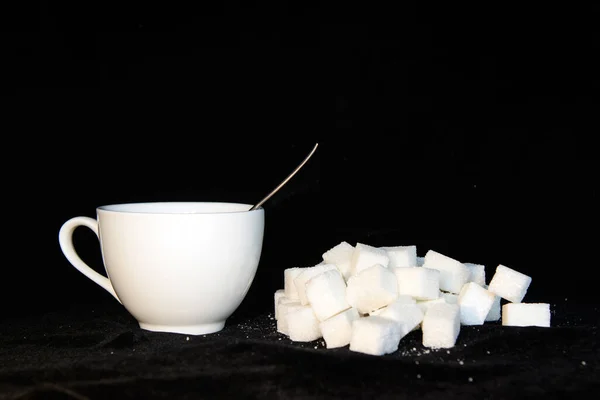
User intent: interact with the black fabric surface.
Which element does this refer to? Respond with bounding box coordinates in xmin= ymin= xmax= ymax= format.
xmin=1 ymin=301 xmax=598 ymax=399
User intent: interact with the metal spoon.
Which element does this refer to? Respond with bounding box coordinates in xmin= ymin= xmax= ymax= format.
xmin=249 ymin=143 xmax=319 ymax=211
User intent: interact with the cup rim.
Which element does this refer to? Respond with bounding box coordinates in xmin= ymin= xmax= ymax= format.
xmin=96 ymin=201 xmax=263 ymax=215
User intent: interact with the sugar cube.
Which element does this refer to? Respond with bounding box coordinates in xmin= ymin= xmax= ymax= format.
xmin=370 ymin=295 xmax=416 ymax=316
xmin=350 ymin=243 xmax=390 ymax=276
xmin=502 ymin=303 xmax=551 ymax=327
xmin=320 ymin=307 xmax=360 ymax=348
xmin=422 ymin=303 xmax=461 ymax=349
xmin=393 ymin=266 xmax=440 ymax=300
xmin=322 ymin=241 xmax=355 ymax=281
xmin=294 ymin=263 xmax=338 ymax=305
xmin=464 ymin=263 xmax=486 ymax=286
xmin=305 ymin=269 xmax=350 ymax=321
xmin=284 ymin=268 xmax=303 ymax=300
xmin=274 ymin=289 xmax=285 ymax=319
xmin=458 ymin=282 xmax=496 ymax=325
xmin=346 ymin=264 xmax=398 ymax=314
xmin=286 ymin=305 xmax=322 ymax=342
xmin=488 ymin=264 xmax=532 ymax=303
xmin=417 ymin=297 xmax=446 ymax=314
xmin=276 ymin=297 xmax=299 ymax=319
xmin=369 ymin=296 xmax=415 ymax=312
xmin=375 ymin=300 xmax=424 ymax=337
xmin=276 ymin=300 xmax=303 ymax=335
xmin=441 ymin=292 xmax=459 ymax=304
xmin=423 ymin=250 xmax=470 ymax=294
xmin=381 ymin=245 xmax=417 ymax=268
xmin=349 ymin=316 xmax=402 ymax=356
xmin=484 ymin=285 xmax=501 ymax=322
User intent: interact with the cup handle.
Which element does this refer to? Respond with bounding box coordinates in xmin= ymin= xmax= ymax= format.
xmin=58 ymin=216 xmax=121 ymax=303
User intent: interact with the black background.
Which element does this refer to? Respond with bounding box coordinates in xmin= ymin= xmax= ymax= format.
xmin=2 ymin=3 xmax=599 ymax=399
xmin=4 ymin=2 xmax=598 ymax=319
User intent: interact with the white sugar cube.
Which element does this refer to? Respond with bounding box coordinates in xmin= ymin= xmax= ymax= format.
xmin=349 ymin=316 xmax=402 ymax=356
xmin=375 ymin=300 xmax=424 ymax=337
xmin=319 ymin=307 xmax=360 ymax=348
xmin=276 ymin=297 xmax=299 ymax=321
xmin=416 ymin=256 xmax=425 ymax=266
xmin=370 ymin=295 xmax=416 ymax=316
xmin=423 ymin=250 xmax=470 ymax=294
xmin=464 ymin=263 xmax=486 ymax=286
xmin=305 ymin=269 xmax=350 ymax=321
xmin=286 ymin=305 xmax=322 ymax=342
xmin=483 ymin=284 xmax=501 ymax=321
xmin=350 ymin=243 xmax=390 ymax=276
xmin=441 ymin=291 xmax=459 ymax=304
xmin=370 ymin=295 xmax=416 ymax=315
xmin=322 ymin=241 xmax=355 ymax=281
xmin=502 ymin=303 xmax=550 ymax=327
xmin=276 ymin=300 xmax=303 ymax=335
xmin=393 ymin=267 xmax=440 ymax=300
xmin=417 ymin=297 xmax=446 ymax=314
xmin=488 ymin=264 xmax=532 ymax=303
xmin=422 ymin=303 xmax=461 ymax=349
xmin=346 ymin=264 xmax=398 ymax=314
xmin=370 ymin=295 xmax=416 ymax=311
xmin=294 ymin=263 xmax=338 ymax=305
xmin=381 ymin=245 xmax=417 ymax=268
xmin=486 ymin=293 xmax=502 ymax=321
xmin=284 ymin=268 xmax=303 ymax=300
xmin=274 ymin=289 xmax=285 ymax=319
xmin=458 ymin=282 xmax=496 ymax=325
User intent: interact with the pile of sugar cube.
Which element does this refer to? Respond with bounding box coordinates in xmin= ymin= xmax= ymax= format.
xmin=275 ymin=242 xmax=551 ymax=356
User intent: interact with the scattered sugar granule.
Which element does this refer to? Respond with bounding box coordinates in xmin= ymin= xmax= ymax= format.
xmin=581 ymin=361 xmax=587 ymax=366
xmin=468 ymin=377 xmax=473 ymax=382
xmin=186 ymin=337 xmax=190 ymax=341
xmin=459 ymin=360 xmax=464 ymax=365
xmin=417 ymin=374 xmax=421 ymax=379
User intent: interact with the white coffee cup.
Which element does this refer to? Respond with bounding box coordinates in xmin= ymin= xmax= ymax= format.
xmin=58 ymin=202 xmax=264 ymax=335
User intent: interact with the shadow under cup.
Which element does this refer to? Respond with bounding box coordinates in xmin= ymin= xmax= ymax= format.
xmin=60 ymin=202 xmax=265 ymax=335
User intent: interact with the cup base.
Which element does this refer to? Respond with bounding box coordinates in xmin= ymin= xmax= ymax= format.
xmin=139 ymin=321 xmax=226 ymax=335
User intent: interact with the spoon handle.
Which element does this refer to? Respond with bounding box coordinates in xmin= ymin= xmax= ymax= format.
xmin=249 ymin=143 xmax=319 ymax=211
